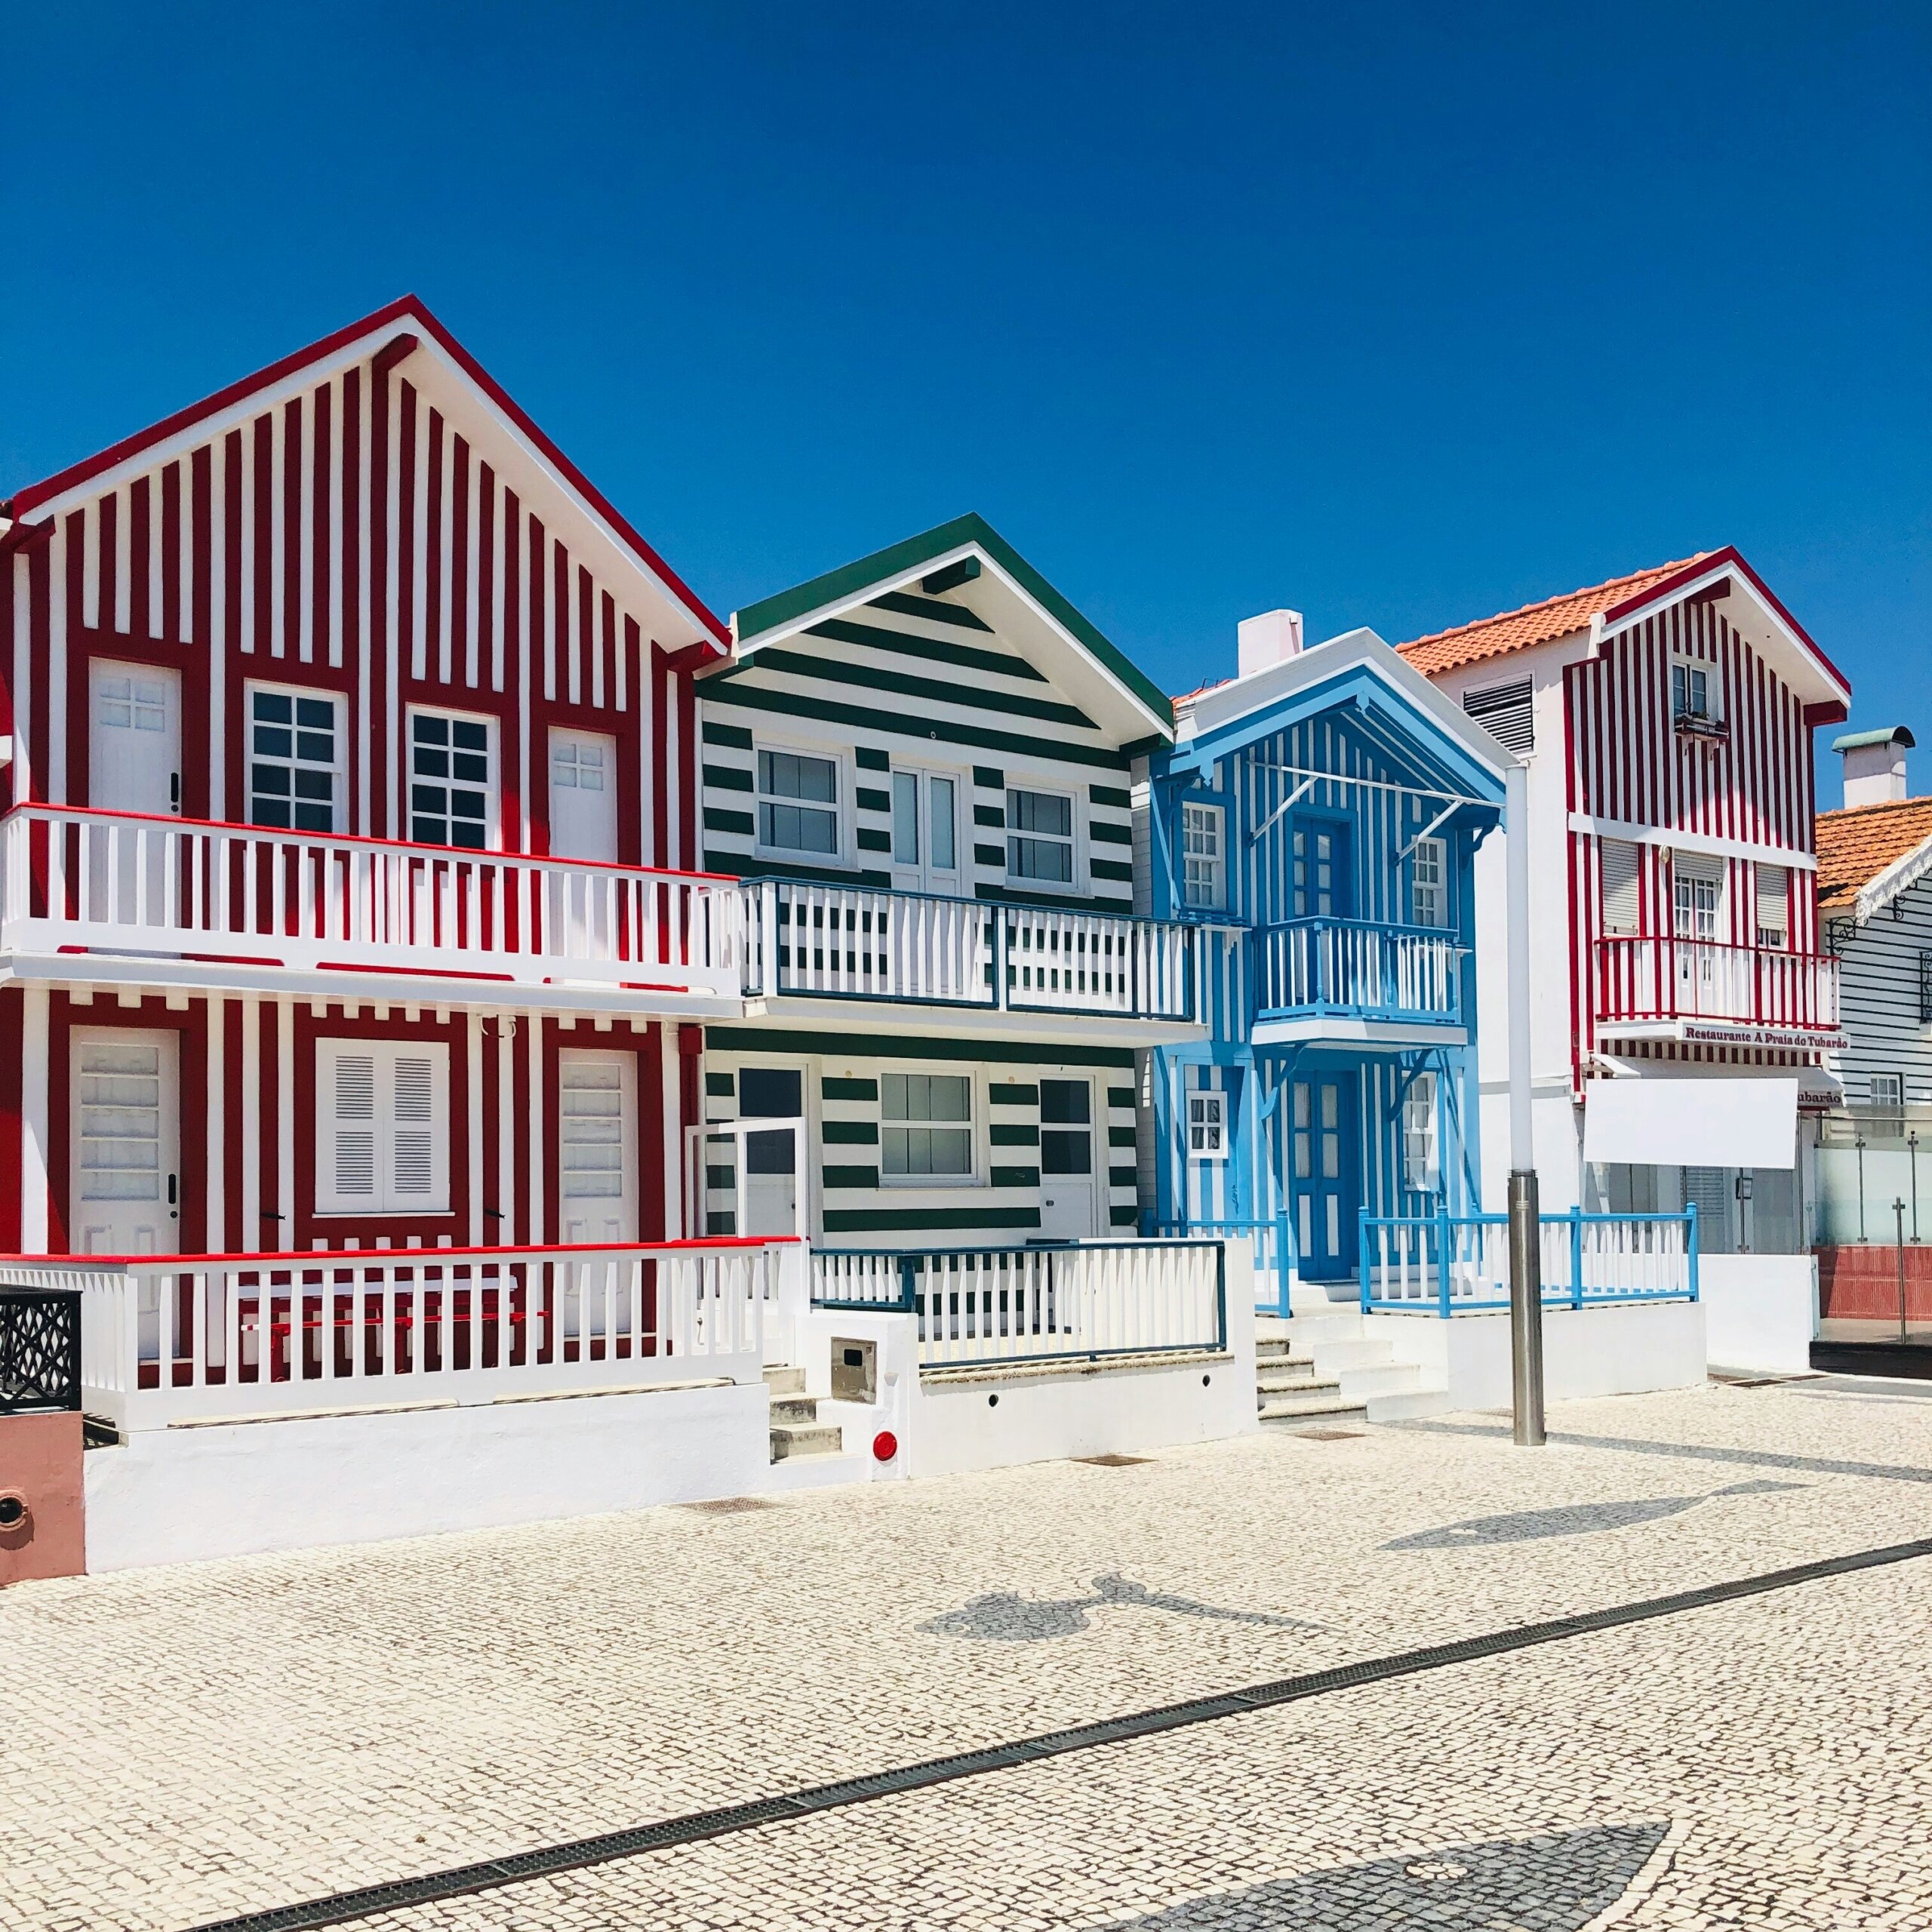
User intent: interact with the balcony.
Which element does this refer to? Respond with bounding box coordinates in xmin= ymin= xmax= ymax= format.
xmin=1252 ymin=917 xmax=1466 ymax=1041
xmin=740 ymin=876 xmax=1226 ymax=1041
xmin=1594 ymin=936 xmax=1841 ymax=1040
xmin=0 ymin=804 xmax=744 ymax=1014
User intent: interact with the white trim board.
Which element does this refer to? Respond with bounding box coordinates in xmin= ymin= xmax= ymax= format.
xmin=1567 ymin=814 xmax=1817 ymax=872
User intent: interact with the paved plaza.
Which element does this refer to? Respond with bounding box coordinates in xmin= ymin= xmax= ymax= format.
xmin=6 ymin=1377 xmax=1932 ymax=1931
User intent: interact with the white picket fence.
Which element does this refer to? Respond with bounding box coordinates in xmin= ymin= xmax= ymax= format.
xmin=812 ymin=1239 xmax=1226 ymax=1367
xmin=1257 ymin=917 xmax=1463 ymax=1023
xmin=0 ymin=805 xmax=743 ymax=995
xmin=0 ymin=1240 xmax=791 ymax=1431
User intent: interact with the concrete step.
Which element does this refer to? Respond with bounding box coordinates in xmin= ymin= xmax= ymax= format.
xmin=770 ymin=1421 xmax=844 ymax=1462
xmin=1256 ymin=1336 xmax=1300 ymax=1361
xmin=1256 ymin=1358 xmax=1320 ymax=1392
xmin=762 ymin=1364 xmax=806 ymax=1397
xmin=1287 ymin=1313 xmax=1367 ymax=1347
xmin=1366 ymin=1384 xmax=1454 ymax=1423
xmin=1338 ymin=1361 xmax=1423 ymax=1398
xmin=769 ymin=1394 xmax=821 ymax=1426
xmin=1308 ymin=1336 xmax=1395 ymax=1372
xmin=1259 ymin=1388 xmax=1367 ymax=1423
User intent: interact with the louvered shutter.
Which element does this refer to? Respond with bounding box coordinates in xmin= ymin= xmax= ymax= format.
xmin=321 ymin=1047 xmax=378 ymax=1211
xmin=316 ymin=1039 xmax=450 ymax=1214
xmin=389 ymin=1055 xmax=439 ymax=1203
xmin=1462 ymin=678 xmax=1534 ymax=755
xmin=1601 ymin=839 xmax=1641 ymax=936
xmin=1755 ymin=865 xmax=1789 ymax=948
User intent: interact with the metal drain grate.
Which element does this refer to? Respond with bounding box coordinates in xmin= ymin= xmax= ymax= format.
xmin=1075 ymin=1454 xmax=1152 ymax=1467
xmin=186 ymin=1532 xmax=1932 ymax=1932
xmin=1295 ymin=1429 xmax=1364 ymax=1441
xmin=682 ymin=1496 xmax=780 ymax=1514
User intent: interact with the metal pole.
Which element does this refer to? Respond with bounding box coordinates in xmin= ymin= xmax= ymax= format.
xmin=1897 ymin=1199 xmax=1909 ymax=1343
xmin=1505 ymin=761 xmax=1545 ymax=1446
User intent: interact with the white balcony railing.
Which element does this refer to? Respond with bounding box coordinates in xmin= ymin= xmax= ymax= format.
xmin=0 ymin=1238 xmax=795 ymax=1432
xmin=742 ymin=878 xmax=1201 ymax=1022
xmin=1256 ymin=917 xmax=1464 ymax=1025
xmin=811 ymin=1238 xmax=1226 ymax=1367
xmin=1595 ymin=936 xmax=1840 ymax=1032
xmin=0 ymin=805 xmax=743 ymax=998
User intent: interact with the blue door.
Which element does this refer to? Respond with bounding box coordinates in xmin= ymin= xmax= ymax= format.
xmin=1291 ymin=1074 xmax=1358 ymax=1280
xmin=1291 ymin=817 xmax=1352 ymax=921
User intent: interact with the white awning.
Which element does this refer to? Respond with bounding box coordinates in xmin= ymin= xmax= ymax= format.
xmin=1584 ymin=1075 xmax=1798 ymax=1170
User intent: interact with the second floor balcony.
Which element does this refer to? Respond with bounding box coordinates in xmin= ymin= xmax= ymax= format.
xmin=1594 ymin=934 xmax=1841 ymax=1038
xmin=0 ymin=804 xmax=744 ymax=1015
xmin=1252 ymin=916 xmax=1466 ymax=1040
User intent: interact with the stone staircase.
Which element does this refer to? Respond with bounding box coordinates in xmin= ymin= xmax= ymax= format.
xmin=764 ymin=1364 xmax=844 ymax=1463
xmin=1256 ymin=1290 xmax=1449 ymax=1426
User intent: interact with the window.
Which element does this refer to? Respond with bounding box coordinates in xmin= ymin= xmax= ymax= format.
xmin=315 ymin=1039 xmax=450 ymax=1214
xmin=1755 ymin=865 xmax=1789 ymax=949
xmin=1411 ymin=837 xmax=1447 ymax=928
xmin=1007 ymin=788 xmax=1075 ymax=884
xmin=1672 ymin=657 xmax=1717 ymax=722
xmin=410 ymin=710 xmax=494 ymax=849
xmin=1462 ymin=678 xmax=1534 ymax=755
xmin=1182 ymin=802 xmax=1226 ymax=910
xmin=248 ymin=685 xmax=342 ymax=832
xmin=1187 ymin=1089 xmax=1226 ymax=1160
xmin=1402 ymin=1072 xmax=1439 ymax=1194
xmin=891 ymin=769 xmax=958 ymax=879
xmin=1039 ymin=1078 xmax=1093 ymax=1176
xmin=97 ymin=672 xmax=170 ymax=736
xmin=758 ymin=749 xmax=838 ymax=856
xmin=1870 ymin=1072 xmax=1905 ymax=1136
xmin=1601 ymin=838 xmax=1641 ymax=936
xmin=1673 ymin=855 xmax=1724 ymax=943
xmin=881 ymin=1071 xmax=973 ymax=1180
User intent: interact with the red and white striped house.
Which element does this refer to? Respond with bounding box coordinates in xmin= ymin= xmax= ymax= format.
xmin=0 ymin=296 xmax=737 ymax=1266
xmin=1398 ymin=549 xmax=1851 ymax=1262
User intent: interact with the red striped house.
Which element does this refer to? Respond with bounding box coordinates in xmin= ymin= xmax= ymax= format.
xmin=1398 ymin=551 xmax=1851 ymax=1250
xmin=0 ymin=297 xmax=738 ymax=1263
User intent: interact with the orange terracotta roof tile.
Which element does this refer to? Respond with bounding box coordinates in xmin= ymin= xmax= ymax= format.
xmin=1815 ymin=796 xmax=1932 ymax=911
xmin=1397 ymin=556 xmax=1708 ymax=677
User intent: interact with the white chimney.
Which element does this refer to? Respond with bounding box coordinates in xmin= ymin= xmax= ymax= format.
xmin=1836 ymin=726 xmax=1914 ymax=808
xmin=1238 ymin=608 xmax=1304 ymax=678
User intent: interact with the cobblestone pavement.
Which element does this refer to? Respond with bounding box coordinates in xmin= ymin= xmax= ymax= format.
xmin=5 ymin=1377 xmax=1931 ymax=1931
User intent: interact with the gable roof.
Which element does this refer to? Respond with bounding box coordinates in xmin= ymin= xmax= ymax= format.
xmin=1398 ymin=558 xmax=1705 ymax=675
xmin=5 ymin=294 xmax=727 ymax=654
xmin=1816 ymin=796 xmax=1932 ymax=918
xmin=731 ymin=513 xmax=1173 ymax=741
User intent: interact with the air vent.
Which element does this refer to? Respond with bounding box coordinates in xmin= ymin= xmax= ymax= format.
xmin=1462 ymin=677 xmax=1534 ymax=755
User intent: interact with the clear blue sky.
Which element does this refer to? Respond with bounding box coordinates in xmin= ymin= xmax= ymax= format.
xmin=6 ymin=5 xmax=1925 ymax=801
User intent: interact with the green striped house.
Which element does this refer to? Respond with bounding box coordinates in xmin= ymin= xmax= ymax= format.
xmin=694 ymin=515 xmax=1227 ymax=1246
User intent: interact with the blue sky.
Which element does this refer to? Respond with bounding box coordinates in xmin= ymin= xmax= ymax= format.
xmin=5 ymin=5 xmax=1925 ymax=800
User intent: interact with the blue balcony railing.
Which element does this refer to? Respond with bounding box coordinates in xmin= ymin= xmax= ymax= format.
xmin=1254 ymin=917 xmax=1465 ymax=1026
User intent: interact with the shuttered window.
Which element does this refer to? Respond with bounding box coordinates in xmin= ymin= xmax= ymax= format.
xmin=1462 ymin=678 xmax=1534 ymax=755
xmin=1601 ymin=838 xmax=1641 ymax=936
xmin=315 ymin=1039 xmax=450 ymax=1214
xmin=1755 ymin=865 xmax=1789 ymax=949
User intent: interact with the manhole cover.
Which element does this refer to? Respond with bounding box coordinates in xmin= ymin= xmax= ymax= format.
xmin=683 ymin=1496 xmax=779 ymax=1514
xmin=1076 ymin=1454 xmax=1152 ymax=1467
xmin=1296 ymin=1429 xmax=1364 ymax=1441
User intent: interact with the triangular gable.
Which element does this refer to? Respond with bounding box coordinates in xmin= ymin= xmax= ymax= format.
xmin=6 ymin=295 xmax=724 ymax=656
xmin=728 ymin=513 xmax=1174 ymax=743
xmin=1168 ymin=626 xmax=1515 ymax=808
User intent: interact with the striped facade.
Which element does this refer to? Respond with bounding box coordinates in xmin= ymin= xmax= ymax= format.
xmin=0 ymin=300 xmax=723 ymax=1260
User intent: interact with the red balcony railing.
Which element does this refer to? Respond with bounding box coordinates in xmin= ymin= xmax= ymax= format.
xmin=1594 ymin=935 xmax=1839 ymax=1031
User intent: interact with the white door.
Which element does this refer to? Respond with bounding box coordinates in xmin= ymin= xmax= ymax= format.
xmin=88 ymin=663 xmax=183 ymax=929
xmin=891 ymin=766 xmax=962 ymax=896
xmin=1673 ymin=857 xmax=1724 ymax=1011
xmin=738 ymin=1066 xmax=804 ymax=1238
xmin=558 ymin=1048 xmax=637 ymax=1349
xmin=549 ymin=728 xmax=619 ymax=863
xmin=1038 ymin=1077 xmax=1098 ymax=1240
xmin=72 ymin=1028 xmax=180 ymax=1364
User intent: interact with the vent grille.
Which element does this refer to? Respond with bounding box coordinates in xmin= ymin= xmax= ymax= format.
xmin=1463 ymin=677 xmax=1534 ymax=755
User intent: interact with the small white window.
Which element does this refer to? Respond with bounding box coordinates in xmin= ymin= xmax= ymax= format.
xmin=1411 ymin=837 xmax=1447 ymax=928
xmin=1182 ymin=802 xmax=1226 ymax=910
xmin=1008 ymin=788 xmax=1075 ymax=884
xmin=97 ymin=673 xmax=170 ymax=735
xmin=1755 ymin=864 xmax=1789 ymax=949
xmin=1462 ymin=678 xmax=1534 ymax=755
xmin=1601 ymin=838 xmax=1641 ymax=936
xmin=409 ymin=708 xmax=494 ymax=850
xmin=1186 ymin=1089 xmax=1226 ymax=1159
xmin=315 ymin=1039 xmax=451 ymax=1214
xmin=1402 ymin=1072 xmax=1439 ymax=1194
xmin=249 ymin=685 xmax=343 ymax=833
xmin=758 ymin=748 xmax=839 ymax=856
xmin=881 ymin=1071 xmax=973 ymax=1181
xmin=1672 ymin=657 xmax=1718 ymax=722
xmin=1870 ymin=1072 xmax=1906 ymax=1137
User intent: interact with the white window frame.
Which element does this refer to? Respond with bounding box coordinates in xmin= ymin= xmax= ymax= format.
xmin=1410 ymin=835 xmax=1447 ymax=929
xmin=754 ymin=740 xmax=845 ymax=865
xmin=1181 ymin=801 xmax=1226 ymax=911
xmin=407 ymin=704 xmax=499 ymax=852
xmin=1672 ymin=852 xmax=1726 ymax=943
xmin=245 ymin=681 xmax=346 ymax=835
xmin=890 ymin=761 xmax=964 ymax=889
xmin=314 ymin=1038 xmax=451 ymax=1215
xmin=1755 ymin=863 xmax=1790 ymax=951
xmin=878 ymin=1065 xmax=980 ymax=1189
xmin=1186 ymin=1088 xmax=1227 ymax=1161
xmin=1672 ymin=654 xmax=1720 ymax=724
xmin=1005 ymin=782 xmax=1080 ymax=890
xmin=1402 ymin=1072 xmax=1440 ymax=1195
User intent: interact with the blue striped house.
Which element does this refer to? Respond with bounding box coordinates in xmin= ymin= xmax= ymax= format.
xmin=1144 ymin=617 xmax=1516 ymax=1297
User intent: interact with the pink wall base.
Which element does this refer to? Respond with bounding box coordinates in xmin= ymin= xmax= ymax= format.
xmin=0 ymin=1412 xmax=88 ymax=1584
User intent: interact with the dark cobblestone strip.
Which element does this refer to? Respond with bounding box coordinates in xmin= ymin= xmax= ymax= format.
xmin=186 ymin=1533 xmax=1932 ymax=1932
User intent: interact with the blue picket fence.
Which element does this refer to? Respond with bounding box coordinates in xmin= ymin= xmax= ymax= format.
xmin=1151 ymin=1214 xmax=1293 ymax=1315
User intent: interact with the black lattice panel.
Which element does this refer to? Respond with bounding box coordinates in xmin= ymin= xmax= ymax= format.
xmin=0 ymin=1289 xmax=82 ymax=1414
